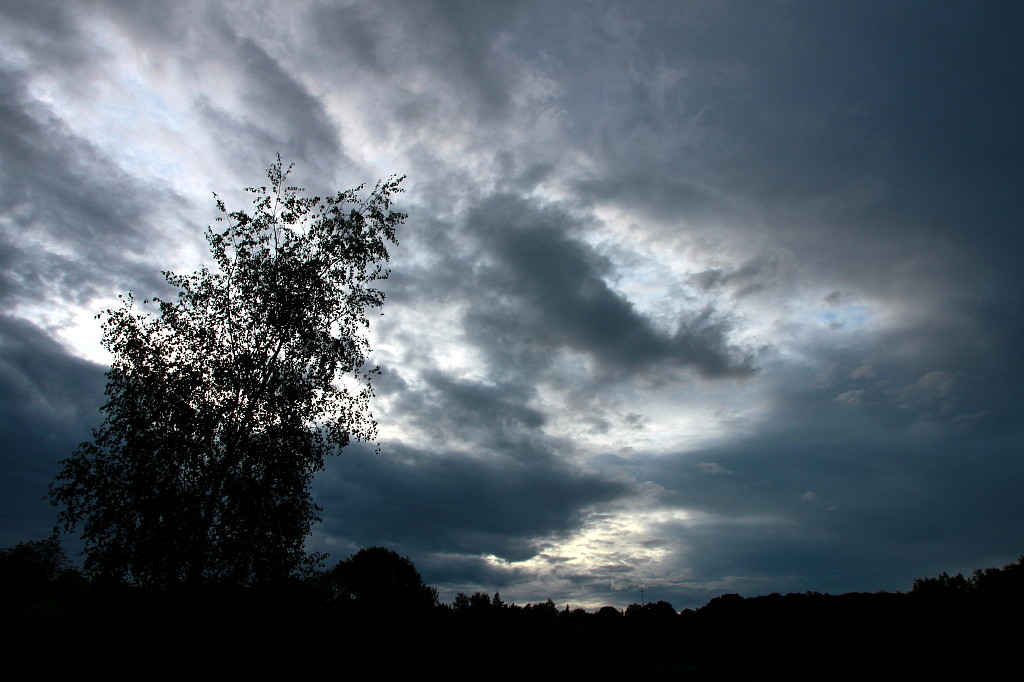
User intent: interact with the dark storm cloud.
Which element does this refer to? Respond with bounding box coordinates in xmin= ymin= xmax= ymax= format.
xmin=460 ymin=193 xmax=754 ymax=380
xmin=691 ymin=255 xmax=781 ymax=300
xmin=316 ymin=441 xmax=626 ymax=562
xmin=416 ymin=552 xmax=524 ymax=592
xmin=389 ymin=371 xmax=549 ymax=456
xmin=0 ymin=0 xmax=99 ymax=73
xmin=322 ymin=356 xmax=629 ymax=569
xmin=0 ymin=316 xmax=105 ymax=545
xmin=553 ymin=1 xmax=1024 ymax=290
xmin=639 ymin=416 xmax=1024 ymax=602
xmin=601 ymin=342 xmax=1024 ymax=607
xmin=191 ymin=34 xmax=346 ymax=177
xmin=309 ymin=0 xmax=526 ymax=119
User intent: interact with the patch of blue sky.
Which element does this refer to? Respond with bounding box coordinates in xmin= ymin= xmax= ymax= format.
xmin=814 ymin=304 xmax=871 ymax=331
xmin=99 ymin=73 xmax=191 ymax=180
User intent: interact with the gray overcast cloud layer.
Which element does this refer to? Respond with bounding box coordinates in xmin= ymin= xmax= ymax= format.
xmin=1 ymin=0 xmax=1022 ymax=608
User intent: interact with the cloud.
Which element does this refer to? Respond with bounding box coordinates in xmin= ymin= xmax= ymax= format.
xmin=833 ymin=389 xmax=865 ymax=407
xmin=0 ymin=315 xmax=105 ymax=544
xmin=190 ymin=34 xmax=346 ymax=177
xmin=691 ymin=255 xmax=781 ymax=299
xmin=0 ymin=67 xmax=175 ymax=311
xmin=459 ymin=193 xmax=756 ymax=381
xmin=613 ymin=409 xmax=1024 ymax=603
xmin=315 ymin=441 xmax=627 ymax=563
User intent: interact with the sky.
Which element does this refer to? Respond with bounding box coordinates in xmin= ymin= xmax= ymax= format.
xmin=1 ymin=0 xmax=1022 ymax=609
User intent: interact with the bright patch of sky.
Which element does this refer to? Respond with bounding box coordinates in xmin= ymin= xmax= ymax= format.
xmin=473 ymin=506 xmax=695 ymax=607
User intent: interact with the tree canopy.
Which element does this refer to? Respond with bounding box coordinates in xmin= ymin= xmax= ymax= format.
xmin=49 ymin=159 xmax=405 ymax=588
xmin=322 ymin=546 xmax=438 ymax=611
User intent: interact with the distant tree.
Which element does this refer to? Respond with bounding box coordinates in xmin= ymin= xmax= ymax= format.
xmin=525 ymin=598 xmax=559 ymax=618
xmin=0 ymin=538 xmax=68 ymax=581
xmin=0 ymin=538 xmax=68 ymax=596
xmin=470 ymin=591 xmax=493 ymax=611
xmin=699 ymin=592 xmax=746 ymax=620
xmin=452 ymin=592 xmax=471 ymax=611
xmin=911 ymin=571 xmax=972 ymax=602
xmin=559 ymin=605 xmax=589 ymax=622
xmin=48 ymin=159 xmax=405 ymax=589
xmin=971 ymin=556 xmax=1024 ymax=603
xmin=323 ymin=546 xmax=438 ymax=611
xmin=911 ymin=557 xmax=1024 ymax=612
xmin=625 ymin=599 xmax=677 ymax=620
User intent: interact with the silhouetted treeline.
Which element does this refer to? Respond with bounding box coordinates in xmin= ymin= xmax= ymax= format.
xmin=3 ymin=540 xmax=1022 ymax=679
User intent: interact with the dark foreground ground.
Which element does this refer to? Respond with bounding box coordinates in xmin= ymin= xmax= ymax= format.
xmin=3 ymin=547 xmax=1022 ymax=680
